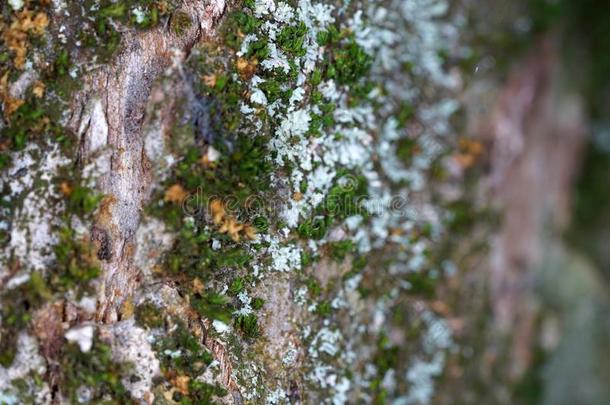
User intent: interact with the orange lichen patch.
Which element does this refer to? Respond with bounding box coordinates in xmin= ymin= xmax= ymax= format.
xmin=210 ymin=198 xmax=225 ymax=225
xmin=243 ymin=225 xmax=257 ymax=241
xmin=292 ymin=192 xmax=303 ymax=201
xmin=32 ymin=80 xmax=45 ymax=98
xmin=202 ymin=73 xmax=217 ymax=87
xmin=430 ymin=300 xmax=451 ymax=316
xmin=218 ymin=217 xmax=244 ymax=242
xmin=209 ymin=199 xmax=257 ymax=242
xmin=0 ymin=72 xmax=24 ymax=119
xmin=2 ymin=96 xmax=24 ymax=118
xmin=2 ymin=9 xmax=49 ymax=69
xmin=390 ymin=227 xmax=404 ymax=237
xmin=120 ymin=297 xmax=135 ymax=319
xmin=164 ymin=184 xmax=188 ymax=204
xmin=235 ymin=57 xmax=257 ymax=80
xmin=96 ymin=194 xmax=118 ymax=227
xmin=455 ymin=138 xmax=485 ymax=168
xmin=171 ymin=375 xmax=190 ymax=395
xmin=59 ymin=181 xmax=73 ymax=196
xmin=192 ymin=277 xmax=205 ymax=294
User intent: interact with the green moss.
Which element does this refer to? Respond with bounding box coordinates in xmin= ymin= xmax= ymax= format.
xmin=184 ymin=380 xmax=228 ymax=404
xmin=316 ymin=300 xmax=332 ymax=317
xmin=99 ymin=2 xmax=127 ymax=18
xmin=8 ymin=372 xmax=46 ymax=403
xmin=396 ymin=103 xmax=414 ymax=125
xmin=150 ymin=318 xmax=228 ymax=403
xmin=59 ymin=337 xmax=131 ymax=403
xmin=251 ymin=297 xmax=265 ymax=310
xmin=229 ymin=277 xmax=246 ymax=295
xmin=325 ymin=172 xmax=368 ymax=219
xmin=297 ymin=216 xmax=331 ymax=240
xmin=191 ymin=293 xmax=232 ymax=324
xmin=135 ymin=303 xmax=165 ymax=329
xmin=54 ymin=48 xmax=70 ymax=77
xmin=171 ymin=11 xmax=192 ymax=36
xmin=253 ymin=216 xmax=269 ymax=232
xmin=306 ymin=278 xmax=321 ymax=297
xmin=403 ymin=271 xmax=436 ymax=298
xmin=0 ymin=269 xmax=68 ymax=367
xmin=396 ymin=137 xmax=418 ymax=167
xmin=277 ymin=21 xmax=308 ymax=57
xmin=328 ymin=39 xmax=372 ymax=85
xmin=2 ymin=102 xmax=45 ymax=151
xmin=232 ymin=11 xmax=258 ymax=34
xmin=370 ymin=333 xmax=399 ymax=402
xmin=49 ymin=182 xmax=102 ymax=295
xmin=66 ymin=184 xmax=103 ymax=216
xmin=316 ymin=25 xmax=341 ymax=46
xmin=328 ymin=240 xmax=354 ymax=262
xmin=234 ymin=313 xmax=259 ymax=339
xmin=156 ymin=320 xmax=213 ymax=375
xmin=51 ymin=227 xmax=100 ymax=293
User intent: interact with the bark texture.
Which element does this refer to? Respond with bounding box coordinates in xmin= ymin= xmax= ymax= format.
xmin=68 ymin=0 xmax=225 ymax=323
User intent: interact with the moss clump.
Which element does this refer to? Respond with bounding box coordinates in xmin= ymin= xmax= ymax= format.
xmin=135 ymin=303 xmax=165 ymax=329
xmin=306 ymin=277 xmax=321 ymax=297
xmin=234 ymin=313 xmax=259 ymax=339
xmin=0 ymin=273 xmax=48 ymax=367
xmin=324 ymin=35 xmax=372 ymax=85
xmin=51 ymin=226 xmax=100 ymax=293
xmin=316 ymin=300 xmax=332 ymax=317
xmin=297 ymin=216 xmax=331 ymax=240
xmin=298 ymin=172 xmax=367 ymax=240
xmin=171 ymin=11 xmax=192 ymax=36
xmin=396 ymin=137 xmax=419 ymax=167
xmin=229 ymin=277 xmax=246 ymax=295
xmin=191 ymin=293 xmax=232 ymax=325
xmin=2 ymin=101 xmax=47 ymax=151
xmin=251 ymin=297 xmax=264 ymax=310
xmin=328 ymin=240 xmax=355 ymax=262
xmin=277 ymin=21 xmax=308 ymax=57
xmin=156 ymin=321 xmax=213 ymax=375
xmin=59 ymin=337 xmax=131 ymax=403
xmin=403 ymin=270 xmax=437 ymax=298
xmin=369 ymin=333 xmax=400 ymax=402
xmin=152 ymin=319 xmax=227 ymax=403
xmin=232 ymin=10 xmax=258 ymax=35
xmin=185 ymin=380 xmax=228 ymax=404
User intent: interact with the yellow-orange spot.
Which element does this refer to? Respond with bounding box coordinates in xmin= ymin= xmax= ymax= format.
xmin=192 ymin=277 xmax=205 ymax=294
xmin=202 ymin=74 xmax=217 ymax=87
xmin=32 ymin=80 xmax=45 ymax=98
xmin=455 ymin=138 xmax=484 ymax=168
xmin=244 ymin=225 xmax=258 ymax=241
xmin=59 ymin=181 xmax=73 ymax=196
xmin=210 ymin=199 xmax=225 ymax=225
xmin=171 ymin=375 xmax=190 ymax=395
xmin=164 ymin=184 xmax=187 ymax=204
xmin=236 ymin=57 xmax=257 ymax=80
xmin=219 ymin=217 xmax=244 ymax=242
xmin=2 ymin=10 xmax=49 ymax=70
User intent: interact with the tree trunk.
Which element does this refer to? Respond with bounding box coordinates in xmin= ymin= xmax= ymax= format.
xmin=1 ymin=0 xmax=609 ymax=404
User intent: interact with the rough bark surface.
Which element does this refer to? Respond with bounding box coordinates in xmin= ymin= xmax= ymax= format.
xmin=68 ymin=0 xmax=225 ymax=324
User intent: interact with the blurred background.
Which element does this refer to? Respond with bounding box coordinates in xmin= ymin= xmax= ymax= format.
xmin=438 ymin=0 xmax=610 ymax=403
